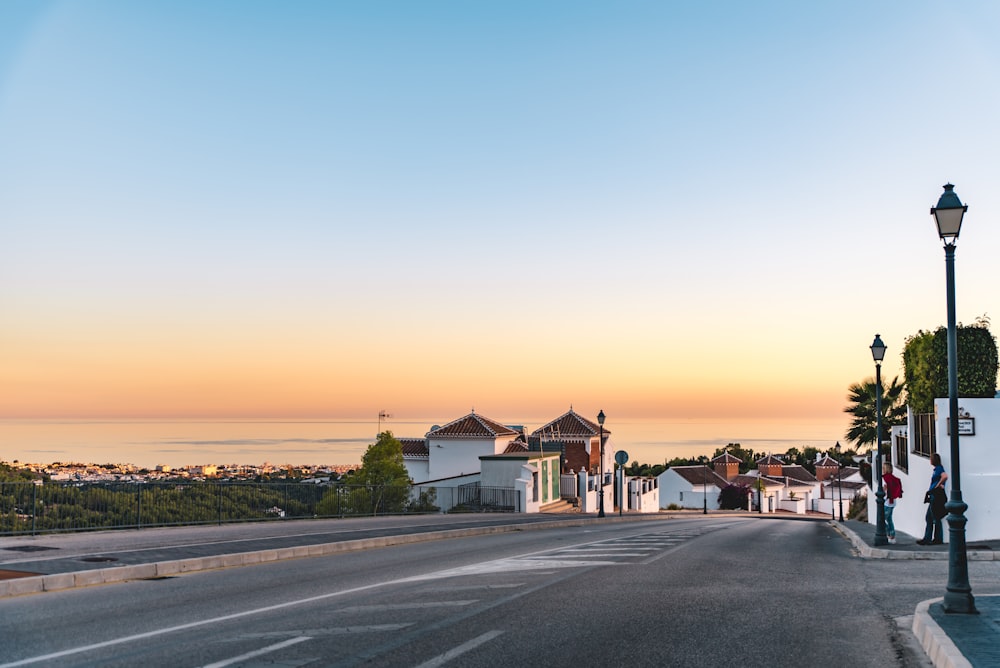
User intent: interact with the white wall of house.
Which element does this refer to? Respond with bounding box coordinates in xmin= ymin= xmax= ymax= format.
xmin=657 ymin=469 xmax=719 ymax=510
xmin=427 ymin=436 xmax=505 ymax=481
xmin=883 ymin=398 xmax=1000 ymax=542
xmin=404 ymin=458 xmax=429 ymax=484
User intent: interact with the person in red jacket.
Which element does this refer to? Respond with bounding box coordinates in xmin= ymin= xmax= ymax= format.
xmin=882 ymin=462 xmax=903 ymax=544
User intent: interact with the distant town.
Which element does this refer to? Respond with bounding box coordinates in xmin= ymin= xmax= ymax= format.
xmin=1 ymin=460 xmax=360 ymax=483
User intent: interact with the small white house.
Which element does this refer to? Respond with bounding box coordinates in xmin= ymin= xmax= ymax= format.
xmin=658 ymin=465 xmax=728 ymax=510
xmin=402 ymin=411 xmax=521 ymax=484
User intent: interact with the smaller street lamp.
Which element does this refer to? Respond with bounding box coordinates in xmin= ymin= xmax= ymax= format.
xmin=871 ymin=334 xmax=888 ymax=546
xmin=703 ymin=465 xmax=708 ymax=515
xmin=597 ymin=410 xmax=606 ymax=518
xmin=835 ymin=441 xmax=844 ymax=522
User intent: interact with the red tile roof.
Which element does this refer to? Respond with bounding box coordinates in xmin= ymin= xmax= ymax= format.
xmin=400 ymin=438 xmax=428 ymax=458
xmin=781 ymin=465 xmax=818 ymax=483
xmin=530 ymin=409 xmax=606 ymax=438
xmin=712 ymin=452 xmax=743 ymax=464
xmin=427 ymin=412 xmax=519 ymax=439
xmin=668 ymin=465 xmax=729 ymax=489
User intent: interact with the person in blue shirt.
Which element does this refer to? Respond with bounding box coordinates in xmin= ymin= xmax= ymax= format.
xmin=917 ymin=452 xmax=948 ymax=545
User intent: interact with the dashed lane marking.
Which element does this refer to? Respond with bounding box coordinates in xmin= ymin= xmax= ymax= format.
xmin=199 ymin=636 xmax=312 ymax=668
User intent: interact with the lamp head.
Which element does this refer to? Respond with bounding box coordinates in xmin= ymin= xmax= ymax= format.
xmin=931 ymin=183 xmax=967 ymax=243
xmin=870 ymin=334 xmax=887 ymax=363
xmin=597 ymin=409 xmax=605 ymax=426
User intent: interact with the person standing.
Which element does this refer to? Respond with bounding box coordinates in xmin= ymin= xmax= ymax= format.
xmin=918 ymin=452 xmax=948 ymax=545
xmin=882 ymin=462 xmax=902 ymax=544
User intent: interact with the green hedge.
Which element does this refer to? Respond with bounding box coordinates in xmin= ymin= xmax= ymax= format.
xmin=904 ymin=319 xmax=998 ymax=414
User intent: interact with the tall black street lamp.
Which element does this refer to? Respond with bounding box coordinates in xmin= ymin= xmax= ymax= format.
xmin=835 ymin=441 xmax=844 ymax=522
xmin=871 ymin=334 xmax=888 ymax=546
xmin=931 ymin=183 xmax=977 ymax=614
xmin=597 ymin=410 xmax=606 ymax=518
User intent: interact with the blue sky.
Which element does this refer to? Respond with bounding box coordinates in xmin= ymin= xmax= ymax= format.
xmin=2 ymin=1 xmax=999 ymax=427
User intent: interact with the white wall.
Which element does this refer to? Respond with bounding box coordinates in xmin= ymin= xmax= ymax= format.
xmin=427 ymin=437 xmax=503 ymax=480
xmin=656 ymin=469 xmax=718 ymax=510
xmin=404 ymin=458 xmax=429 ymax=484
xmin=884 ymin=398 xmax=1000 ymax=542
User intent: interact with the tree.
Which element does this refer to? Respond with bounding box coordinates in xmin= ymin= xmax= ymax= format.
xmin=903 ymin=317 xmax=999 ymax=414
xmin=331 ymin=431 xmax=411 ymax=516
xmin=718 ymin=484 xmax=750 ymax=510
xmin=843 ymin=375 xmax=907 ymax=451
xmin=354 ymin=431 xmax=410 ymax=487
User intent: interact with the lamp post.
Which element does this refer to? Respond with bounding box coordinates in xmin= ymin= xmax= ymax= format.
xmin=870 ymin=334 xmax=888 ymax=545
xmin=931 ymin=183 xmax=976 ymax=614
xmin=835 ymin=441 xmax=844 ymax=522
xmin=597 ymin=410 xmax=606 ymax=518
xmin=703 ymin=465 xmax=708 ymax=515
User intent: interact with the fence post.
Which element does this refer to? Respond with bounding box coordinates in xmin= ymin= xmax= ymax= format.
xmin=32 ymin=481 xmax=37 ymax=536
xmin=218 ymin=483 xmax=223 ymax=525
xmin=136 ymin=483 xmax=142 ymax=530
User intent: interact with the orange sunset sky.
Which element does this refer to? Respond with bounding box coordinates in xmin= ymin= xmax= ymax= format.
xmin=3 ymin=2 xmax=1000 ymax=437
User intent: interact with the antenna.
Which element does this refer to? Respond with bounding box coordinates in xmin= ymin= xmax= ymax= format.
xmin=378 ymin=410 xmax=392 ymax=434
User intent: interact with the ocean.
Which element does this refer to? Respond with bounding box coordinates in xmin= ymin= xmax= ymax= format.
xmin=0 ymin=417 xmax=851 ymax=470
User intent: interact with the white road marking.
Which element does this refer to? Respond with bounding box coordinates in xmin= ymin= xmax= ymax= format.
xmin=336 ymin=601 xmax=476 ymax=613
xmin=199 ymin=636 xmax=312 ymax=668
xmin=240 ymin=624 xmax=413 ymax=639
xmin=413 ymin=630 xmax=504 ymax=668
xmin=430 ymin=583 xmax=525 ymax=591
xmin=0 ymin=526 xmax=706 ymax=667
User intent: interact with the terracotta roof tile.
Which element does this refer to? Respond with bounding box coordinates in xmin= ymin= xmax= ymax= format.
xmin=427 ymin=413 xmax=519 ymax=439
xmin=400 ymin=438 xmax=428 ymax=458
xmin=530 ymin=409 xmax=605 ymax=438
xmin=781 ymin=465 xmax=818 ymax=483
xmin=668 ymin=465 xmax=729 ymax=489
xmin=712 ymin=452 xmax=743 ymax=464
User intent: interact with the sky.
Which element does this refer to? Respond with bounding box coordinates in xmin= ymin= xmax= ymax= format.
xmin=2 ymin=1 xmax=1000 ymax=432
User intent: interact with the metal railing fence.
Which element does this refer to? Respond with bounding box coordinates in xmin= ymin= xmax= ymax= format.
xmin=0 ymin=480 xmax=482 ymax=536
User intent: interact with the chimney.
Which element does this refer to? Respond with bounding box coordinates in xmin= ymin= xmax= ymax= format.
xmin=712 ymin=452 xmax=742 ymax=481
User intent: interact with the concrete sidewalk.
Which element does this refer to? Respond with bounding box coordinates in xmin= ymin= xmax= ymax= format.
xmin=836 ymin=520 xmax=1000 ymax=668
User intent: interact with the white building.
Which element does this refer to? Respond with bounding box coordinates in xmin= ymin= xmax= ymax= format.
xmin=875 ymin=397 xmax=1000 ymax=542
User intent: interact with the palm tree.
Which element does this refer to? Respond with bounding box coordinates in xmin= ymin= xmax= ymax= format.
xmin=843 ymin=376 xmax=907 ymax=451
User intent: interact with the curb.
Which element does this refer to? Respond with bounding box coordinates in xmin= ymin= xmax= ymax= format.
xmin=830 ymin=521 xmax=999 ymax=561
xmin=912 ymin=598 xmax=972 ymax=668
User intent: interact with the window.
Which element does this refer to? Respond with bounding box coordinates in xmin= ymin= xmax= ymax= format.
xmin=894 ymin=433 xmax=909 ymax=473
xmin=913 ymin=413 xmax=936 ymax=458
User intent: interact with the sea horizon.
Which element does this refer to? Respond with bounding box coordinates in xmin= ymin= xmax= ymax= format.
xmin=1 ymin=416 xmax=853 ymax=470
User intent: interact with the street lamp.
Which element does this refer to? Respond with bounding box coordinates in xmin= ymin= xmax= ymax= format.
xmin=703 ymin=465 xmax=708 ymax=515
xmin=931 ymin=183 xmax=976 ymax=614
xmin=871 ymin=334 xmax=888 ymax=546
xmin=597 ymin=410 xmax=606 ymax=518
xmin=835 ymin=441 xmax=844 ymax=522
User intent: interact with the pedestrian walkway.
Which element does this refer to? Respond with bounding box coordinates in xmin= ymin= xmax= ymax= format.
xmin=836 ymin=519 xmax=1000 ymax=668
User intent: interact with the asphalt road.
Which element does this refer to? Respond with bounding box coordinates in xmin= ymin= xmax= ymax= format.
xmin=4 ymin=517 xmax=993 ymax=667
